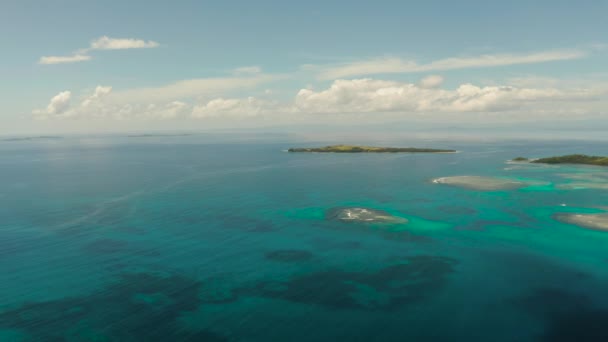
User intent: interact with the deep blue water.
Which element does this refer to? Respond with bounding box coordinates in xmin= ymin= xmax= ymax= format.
xmin=1 ymin=136 xmax=607 ymax=341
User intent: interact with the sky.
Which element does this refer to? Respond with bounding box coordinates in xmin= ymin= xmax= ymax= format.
xmin=1 ymin=0 xmax=607 ymax=136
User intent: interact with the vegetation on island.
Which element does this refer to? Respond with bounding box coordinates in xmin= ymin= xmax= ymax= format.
xmin=513 ymin=154 xmax=608 ymax=166
xmin=531 ymin=154 xmax=608 ymax=166
xmin=512 ymin=157 xmax=529 ymax=161
xmin=288 ymin=145 xmax=456 ymax=153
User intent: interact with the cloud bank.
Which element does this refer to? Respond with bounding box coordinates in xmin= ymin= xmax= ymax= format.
xmin=33 ymin=76 xmax=601 ymax=122
xmin=294 ymin=79 xmax=591 ymax=113
xmin=32 ymin=71 xmax=280 ymax=120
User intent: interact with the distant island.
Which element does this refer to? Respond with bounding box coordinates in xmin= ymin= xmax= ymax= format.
xmin=1 ymin=136 xmax=62 ymax=142
xmin=127 ymin=133 xmax=193 ymax=138
xmin=517 ymin=154 xmax=608 ymax=166
xmin=288 ymin=145 xmax=456 ymax=153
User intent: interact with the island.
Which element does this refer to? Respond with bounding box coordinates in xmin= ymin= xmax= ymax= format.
xmin=520 ymin=154 xmax=608 ymax=166
xmin=512 ymin=157 xmax=529 ymax=162
xmin=288 ymin=145 xmax=456 ymax=153
xmin=326 ymin=207 xmax=408 ymax=224
xmin=1 ymin=136 xmax=63 ymax=142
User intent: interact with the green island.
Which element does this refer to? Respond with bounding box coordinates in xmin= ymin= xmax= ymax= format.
xmin=288 ymin=145 xmax=456 ymax=153
xmin=528 ymin=154 xmax=608 ymax=166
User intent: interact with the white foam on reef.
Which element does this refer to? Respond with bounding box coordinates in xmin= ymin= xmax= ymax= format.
xmin=504 ymin=159 xmax=553 ymax=171
xmin=331 ymin=207 xmax=408 ymax=224
xmin=557 ymin=183 xmax=608 ymax=190
xmin=431 ymin=175 xmax=528 ymax=191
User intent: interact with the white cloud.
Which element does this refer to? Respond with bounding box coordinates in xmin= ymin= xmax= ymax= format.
xmin=89 ymin=36 xmax=160 ymax=50
xmin=111 ymin=74 xmax=279 ymax=103
xmin=315 ymin=50 xmax=587 ymax=79
xmin=505 ymin=75 xmax=608 ymax=91
xmin=158 ymin=101 xmax=190 ymax=119
xmin=76 ymin=86 xmax=114 ymax=117
xmin=294 ymin=78 xmax=594 ymax=114
xmin=33 ymin=86 xmax=189 ymax=120
xmin=39 ymin=36 xmax=159 ymax=65
xmin=32 ymin=73 xmax=604 ymax=123
xmin=81 ymin=86 xmax=113 ymax=108
xmin=192 ymin=97 xmax=273 ymax=118
xmin=32 ymin=70 xmax=282 ymax=120
xmin=45 ymin=91 xmax=72 ymax=115
xmin=33 ymin=91 xmax=72 ymax=117
xmin=419 ymin=75 xmax=444 ymax=89
xmin=233 ymin=66 xmax=262 ymax=75
xmin=38 ymin=54 xmax=92 ymax=65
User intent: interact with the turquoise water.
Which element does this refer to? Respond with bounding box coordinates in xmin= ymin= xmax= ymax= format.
xmin=1 ymin=137 xmax=607 ymax=341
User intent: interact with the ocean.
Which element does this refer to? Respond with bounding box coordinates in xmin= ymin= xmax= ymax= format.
xmin=1 ymin=135 xmax=607 ymax=341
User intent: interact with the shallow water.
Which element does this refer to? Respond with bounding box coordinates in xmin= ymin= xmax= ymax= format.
xmin=1 ymin=137 xmax=607 ymax=341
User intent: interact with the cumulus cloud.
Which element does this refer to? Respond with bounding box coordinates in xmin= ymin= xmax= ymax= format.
xmin=34 ymin=87 xmax=107 ymax=118
xmin=33 ymin=86 xmax=192 ymax=120
xmin=32 ymin=70 xmax=282 ymax=120
xmin=33 ymin=73 xmax=602 ymax=122
xmin=76 ymin=86 xmax=114 ymax=117
xmin=81 ymin=86 xmax=112 ymax=107
xmin=294 ymin=78 xmax=592 ymax=114
xmin=315 ymin=50 xmax=586 ymax=79
xmin=158 ymin=101 xmax=189 ymax=119
xmin=33 ymin=91 xmax=72 ymax=117
xmin=38 ymin=54 xmax=92 ymax=65
xmin=419 ymin=75 xmax=444 ymax=89
xmin=192 ymin=97 xmax=273 ymax=118
xmin=43 ymin=91 xmax=72 ymax=115
xmin=89 ymin=36 xmax=160 ymax=50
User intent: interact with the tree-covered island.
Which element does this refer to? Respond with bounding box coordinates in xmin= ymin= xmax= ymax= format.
xmin=519 ymin=154 xmax=608 ymax=166
xmin=287 ymin=145 xmax=456 ymax=153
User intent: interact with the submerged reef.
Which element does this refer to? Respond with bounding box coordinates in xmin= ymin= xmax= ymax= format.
xmin=326 ymin=207 xmax=408 ymax=224
xmin=555 ymin=173 xmax=608 ymax=190
xmin=248 ymin=255 xmax=457 ymax=311
xmin=553 ymin=213 xmax=608 ymax=232
xmin=0 ymin=272 xmax=227 ymax=341
xmin=432 ymin=176 xmax=529 ymax=191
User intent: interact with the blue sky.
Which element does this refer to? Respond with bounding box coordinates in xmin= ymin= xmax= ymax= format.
xmin=1 ymin=0 xmax=607 ymax=135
